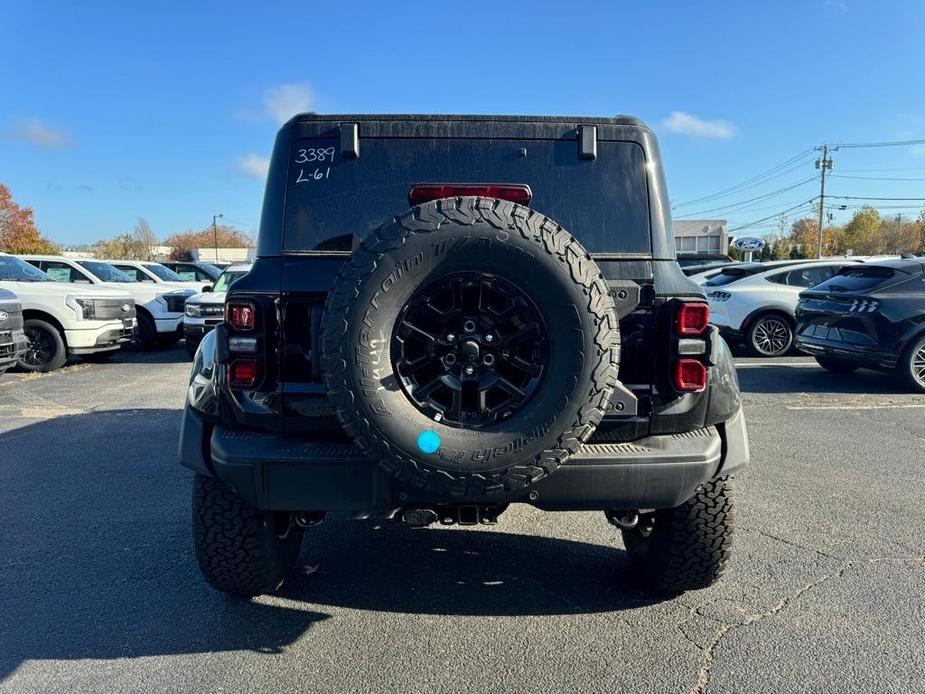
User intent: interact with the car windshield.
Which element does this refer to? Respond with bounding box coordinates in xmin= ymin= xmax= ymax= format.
xmin=144 ymin=264 xmax=185 ymax=281
xmin=77 ymin=261 xmax=134 ymax=282
xmin=212 ymin=270 xmax=247 ymax=292
xmin=0 ymin=255 xmax=55 ymax=281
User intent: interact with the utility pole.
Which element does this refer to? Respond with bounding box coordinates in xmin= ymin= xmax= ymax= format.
xmin=212 ymin=213 xmax=223 ymax=263
xmin=815 ymin=145 xmax=834 ymax=258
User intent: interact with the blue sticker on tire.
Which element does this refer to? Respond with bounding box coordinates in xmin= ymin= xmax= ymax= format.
xmin=417 ymin=430 xmax=441 ymax=454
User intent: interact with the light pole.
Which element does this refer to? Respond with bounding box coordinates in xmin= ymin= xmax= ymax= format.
xmin=212 ymin=214 xmax=223 ymax=263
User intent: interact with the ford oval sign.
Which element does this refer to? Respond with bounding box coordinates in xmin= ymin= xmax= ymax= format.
xmin=733 ymin=237 xmax=766 ymax=251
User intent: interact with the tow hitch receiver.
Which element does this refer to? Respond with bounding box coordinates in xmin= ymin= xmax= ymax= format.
xmin=402 ymin=505 xmax=508 ymax=527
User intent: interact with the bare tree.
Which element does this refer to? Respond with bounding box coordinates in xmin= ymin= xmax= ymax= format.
xmin=133 ymin=217 xmax=158 ymax=260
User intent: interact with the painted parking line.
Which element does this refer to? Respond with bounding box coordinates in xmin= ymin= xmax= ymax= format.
xmin=786 ymin=404 xmax=925 ymax=410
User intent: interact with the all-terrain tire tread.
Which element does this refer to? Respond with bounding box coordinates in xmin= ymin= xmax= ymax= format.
xmin=622 ymin=477 xmax=735 ymax=592
xmin=192 ymin=474 xmax=302 ymax=597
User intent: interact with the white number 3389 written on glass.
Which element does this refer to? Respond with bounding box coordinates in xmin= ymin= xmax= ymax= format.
xmin=295 ymin=147 xmax=336 ymax=163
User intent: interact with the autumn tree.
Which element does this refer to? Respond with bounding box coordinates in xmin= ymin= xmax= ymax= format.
xmin=164 ymin=225 xmax=253 ymax=261
xmin=842 ymin=206 xmax=881 ymax=255
xmin=91 ymin=218 xmax=161 ymax=259
xmin=0 ymin=183 xmax=59 ymax=254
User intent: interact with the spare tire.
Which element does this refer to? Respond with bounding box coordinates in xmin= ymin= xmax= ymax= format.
xmin=321 ymin=196 xmax=619 ymax=497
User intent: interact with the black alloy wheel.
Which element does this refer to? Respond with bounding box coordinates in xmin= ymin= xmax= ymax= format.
xmin=21 ymin=320 xmax=67 ymax=372
xmin=392 ymin=272 xmax=548 ymax=428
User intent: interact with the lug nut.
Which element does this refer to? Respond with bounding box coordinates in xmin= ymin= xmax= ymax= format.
xmin=484 ymin=333 xmax=494 ymax=343
xmin=446 ymin=333 xmax=456 ymax=342
xmin=463 ymin=320 xmax=476 ymax=333
xmin=483 ymin=354 xmax=495 ymax=366
xmin=464 ymin=365 xmax=475 ymax=376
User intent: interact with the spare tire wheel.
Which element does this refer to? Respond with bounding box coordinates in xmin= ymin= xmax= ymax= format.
xmin=321 ymin=196 xmax=620 ymax=497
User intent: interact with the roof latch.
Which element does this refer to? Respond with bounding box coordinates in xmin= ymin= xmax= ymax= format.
xmin=340 ymin=123 xmax=359 ymax=159
xmin=578 ymin=125 xmax=597 ymax=161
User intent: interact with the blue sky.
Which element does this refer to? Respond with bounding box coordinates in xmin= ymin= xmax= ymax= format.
xmin=2 ymin=0 xmax=924 ymax=246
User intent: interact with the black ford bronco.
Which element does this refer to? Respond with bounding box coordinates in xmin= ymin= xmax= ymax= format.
xmin=179 ymin=115 xmax=748 ymax=597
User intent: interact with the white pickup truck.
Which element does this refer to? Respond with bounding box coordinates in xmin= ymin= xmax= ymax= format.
xmin=108 ymin=260 xmax=213 ymax=293
xmin=20 ymin=255 xmax=193 ymax=348
xmin=0 ymin=253 xmax=136 ymax=371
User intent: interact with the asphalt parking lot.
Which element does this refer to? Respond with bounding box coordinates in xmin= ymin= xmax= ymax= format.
xmin=1 ymin=347 xmax=923 ymax=694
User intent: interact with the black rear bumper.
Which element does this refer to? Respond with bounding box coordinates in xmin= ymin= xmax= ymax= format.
xmin=179 ymin=406 xmax=748 ymax=512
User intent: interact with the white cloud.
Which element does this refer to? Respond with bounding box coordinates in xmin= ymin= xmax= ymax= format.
xmin=235 ymin=153 xmax=270 ymax=179
xmin=265 ymin=83 xmax=314 ymax=124
xmin=11 ymin=118 xmax=71 ymax=148
xmin=661 ymin=111 xmax=736 ymax=140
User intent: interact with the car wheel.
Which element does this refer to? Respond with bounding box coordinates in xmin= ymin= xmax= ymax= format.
xmin=621 ymin=477 xmax=735 ymax=592
xmin=901 ymin=334 xmax=925 ymax=393
xmin=193 ymin=474 xmax=304 ymax=597
xmin=745 ymin=314 xmax=793 ymax=357
xmin=135 ymin=312 xmax=157 ymax=349
xmin=20 ymin=319 xmax=68 ymax=372
xmin=321 ymin=196 xmax=620 ymax=497
xmin=815 ymin=355 xmax=859 ymax=373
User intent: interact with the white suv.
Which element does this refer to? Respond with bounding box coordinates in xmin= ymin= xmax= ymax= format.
xmin=108 ymin=260 xmax=212 ymax=293
xmin=182 ymin=263 xmax=251 ymax=357
xmin=705 ymin=259 xmax=864 ymax=357
xmin=21 ymin=255 xmax=192 ymax=348
xmin=0 ymin=253 xmax=136 ymax=371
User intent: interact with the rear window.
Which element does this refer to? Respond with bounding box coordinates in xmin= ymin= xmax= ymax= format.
xmin=282 ymin=138 xmax=651 ymax=254
xmin=814 ymin=266 xmax=897 ymax=292
xmin=704 ymin=268 xmax=754 ymax=287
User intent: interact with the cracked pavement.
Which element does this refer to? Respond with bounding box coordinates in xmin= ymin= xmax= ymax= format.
xmin=1 ymin=349 xmax=923 ymax=693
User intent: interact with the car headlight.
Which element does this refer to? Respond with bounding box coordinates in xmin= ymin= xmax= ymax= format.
xmin=707 ymin=291 xmax=731 ymax=302
xmin=66 ymin=295 xmax=97 ymax=320
xmin=185 ymin=303 xmax=202 ymax=318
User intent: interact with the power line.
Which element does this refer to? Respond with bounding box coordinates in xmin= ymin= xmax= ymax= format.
xmin=827 ymin=195 xmax=925 ymax=201
xmin=671 ymin=148 xmax=815 ymax=209
xmin=831 ymin=138 xmax=925 ymax=149
xmin=831 ymin=174 xmax=925 ymax=181
xmin=683 ymin=177 xmax=817 ymax=217
xmin=727 ymin=198 xmax=818 ymax=233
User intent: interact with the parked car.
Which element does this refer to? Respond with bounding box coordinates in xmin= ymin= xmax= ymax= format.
xmin=183 ymin=263 xmax=252 ymax=357
xmin=179 ymin=114 xmax=749 ymax=597
xmin=0 ymin=288 xmax=28 ymax=377
xmin=681 ymin=260 xmax=736 ymax=277
xmin=677 ymin=253 xmax=733 ymax=268
xmin=108 ymin=260 xmax=212 ymax=293
xmin=705 ymin=258 xmax=865 ymax=356
xmin=20 ymin=255 xmax=191 ymax=348
xmin=795 ymin=258 xmax=925 ymax=392
xmin=0 ymin=253 xmax=135 ymax=371
xmin=161 ymin=261 xmax=222 ymax=282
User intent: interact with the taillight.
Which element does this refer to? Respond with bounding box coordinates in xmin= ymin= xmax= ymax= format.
xmin=225 ymin=301 xmax=256 ymax=330
xmin=674 ymin=359 xmax=707 ymax=391
xmin=228 ymin=359 xmax=258 ymax=388
xmin=408 ymin=184 xmax=532 ymax=206
xmin=676 ymin=302 xmax=709 ymax=335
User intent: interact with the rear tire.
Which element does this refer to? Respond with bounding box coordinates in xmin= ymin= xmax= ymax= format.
xmin=193 ymin=474 xmax=303 ymax=597
xmin=901 ymin=334 xmax=925 ymax=393
xmin=745 ymin=314 xmax=793 ymax=358
xmin=815 ymin=355 xmax=859 ymax=373
xmin=20 ymin=319 xmax=68 ymax=372
xmin=621 ymin=477 xmax=735 ymax=592
xmin=135 ymin=312 xmax=157 ymax=349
